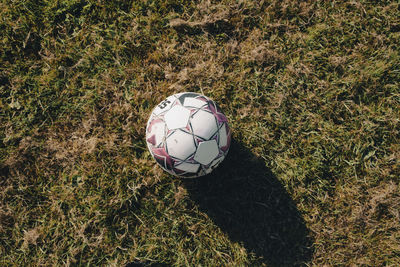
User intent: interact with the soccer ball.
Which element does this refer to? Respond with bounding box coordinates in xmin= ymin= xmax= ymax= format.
xmin=146 ymin=92 xmax=231 ymax=178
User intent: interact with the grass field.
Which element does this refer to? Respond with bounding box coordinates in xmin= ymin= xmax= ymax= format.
xmin=1 ymin=0 xmax=399 ymax=266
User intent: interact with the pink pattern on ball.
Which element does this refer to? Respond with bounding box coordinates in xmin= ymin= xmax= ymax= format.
xmin=152 ymin=147 xmax=174 ymax=170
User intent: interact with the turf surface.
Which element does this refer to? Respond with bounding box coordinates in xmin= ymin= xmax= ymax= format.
xmin=1 ymin=0 xmax=399 ymax=266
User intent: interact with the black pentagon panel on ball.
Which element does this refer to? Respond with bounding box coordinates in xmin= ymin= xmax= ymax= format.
xmin=178 ymin=92 xmax=201 ymax=104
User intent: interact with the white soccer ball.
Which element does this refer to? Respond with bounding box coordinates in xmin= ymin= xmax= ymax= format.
xmin=146 ymin=92 xmax=231 ymax=178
